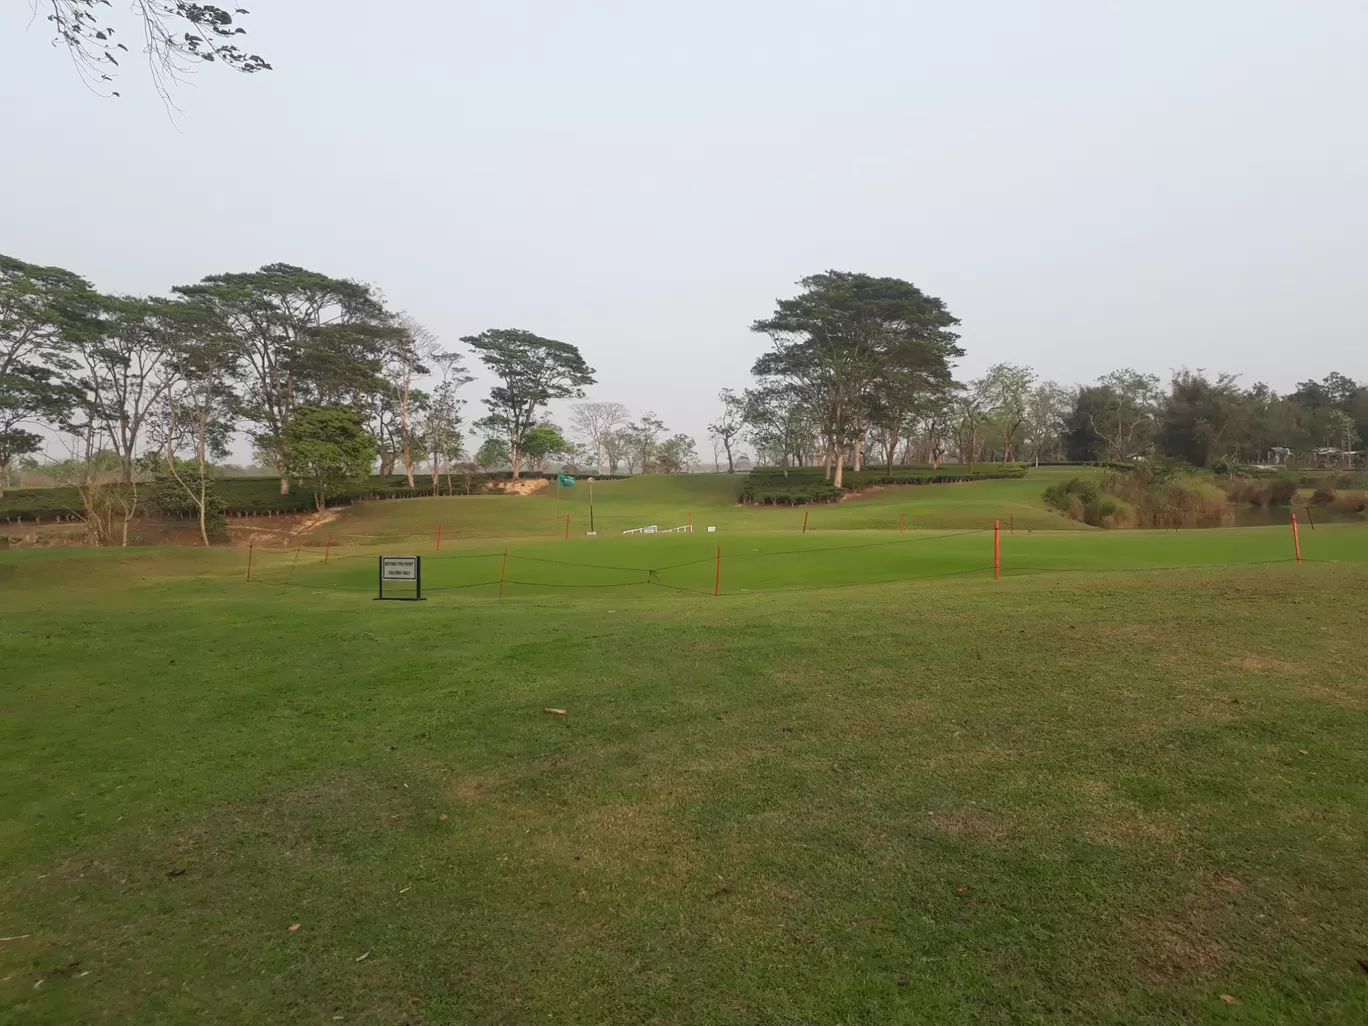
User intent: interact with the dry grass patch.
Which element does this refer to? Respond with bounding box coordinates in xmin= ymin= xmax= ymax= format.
xmin=1120 ymin=914 xmax=1227 ymax=986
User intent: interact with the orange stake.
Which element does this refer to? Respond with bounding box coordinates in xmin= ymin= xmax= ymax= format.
xmin=436 ymin=523 xmax=442 ymax=551
xmin=994 ymin=519 xmax=1001 ymax=580
xmin=1291 ymin=512 xmax=1302 ymax=564
xmin=324 ymin=532 xmax=333 ymax=564
xmin=498 ymin=548 xmax=508 ymax=598
xmin=714 ymin=545 xmax=722 ymax=597
xmin=802 ymin=510 xmax=809 ymax=534
xmin=564 ymin=512 xmax=571 ymax=539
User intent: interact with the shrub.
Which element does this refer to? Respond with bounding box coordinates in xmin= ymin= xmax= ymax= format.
xmin=1043 ymin=476 xmax=1099 ymax=513
xmin=144 ymin=475 xmax=228 ymax=535
xmin=1083 ymin=495 xmax=1136 ymax=529
xmin=1309 ymin=485 xmax=1337 ymax=507
xmin=739 ymin=481 xmax=843 ymax=505
xmin=1332 ymin=491 xmax=1368 ymax=515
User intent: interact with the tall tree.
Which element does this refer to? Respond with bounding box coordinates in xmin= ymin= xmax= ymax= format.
xmin=1090 ymin=369 xmax=1161 ymax=460
xmin=0 ymin=255 xmax=94 ymax=489
xmin=1023 ymin=381 xmax=1070 ymax=463
xmin=656 ymin=433 xmax=699 ymax=474
xmin=1160 ymin=371 xmax=1250 ymax=467
xmin=751 ymin=271 xmax=961 ymax=487
xmin=44 ymin=2 xmax=270 ymax=100
xmin=76 ymin=296 xmax=197 ymax=483
xmin=707 ymin=389 xmax=746 ymax=473
xmin=282 ymin=405 xmax=376 ymax=513
xmin=977 ymin=363 xmax=1035 ymax=462
xmin=569 ymin=401 xmax=628 ymax=474
xmin=371 ymin=314 xmax=440 ymax=484
xmin=461 ymin=329 xmax=596 ymax=479
xmin=174 ymin=264 xmax=397 ymax=495
xmin=741 ymin=384 xmax=817 ymax=474
xmin=415 ymin=351 xmax=473 ymax=495
xmin=153 ymin=327 xmax=241 ymax=546
xmin=519 ymin=423 xmax=574 ymax=473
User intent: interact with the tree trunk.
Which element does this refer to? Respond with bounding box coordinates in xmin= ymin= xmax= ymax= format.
xmin=511 ymin=449 xmax=522 ymax=479
xmin=198 ymin=475 xmax=210 ymax=548
xmin=832 ymin=450 xmax=846 ymax=489
xmin=822 ymin=443 xmax=832 ymax=481
xmin=853 ymin=435 xmax=863 ymax=472
xmin=724 ymin=439 xmax=735 ymax=473
xmin=279 ymin=476 xmax=290 ymax=495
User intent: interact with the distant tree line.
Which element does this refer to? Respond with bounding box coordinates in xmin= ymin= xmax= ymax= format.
xmin=727 ymin=270 xmax=1366 ymax=477
xmin=0 ymin=252 xmax=701 ymax=544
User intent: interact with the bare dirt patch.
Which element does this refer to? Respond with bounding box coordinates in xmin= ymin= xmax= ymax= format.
xmin=488 ymin=478 xmax=550 ymax=496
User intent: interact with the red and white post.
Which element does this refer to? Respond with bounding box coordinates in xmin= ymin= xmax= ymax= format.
xmin=1291 ymin=512 xmax=1302 ymax=564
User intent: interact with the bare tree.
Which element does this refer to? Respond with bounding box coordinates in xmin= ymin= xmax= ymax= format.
xmin=707 ymin=388 xmax=745 ymax=473
xmin=569 ymin=402 xmax=628 ymax=474
xmin=391 ymin=313 xmax=440 ymax=487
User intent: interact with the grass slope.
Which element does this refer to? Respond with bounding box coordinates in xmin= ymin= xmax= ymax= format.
xmin=308 ymin=468 xmax=1091 ymax=546
xmin=3 ymin=554 xmax=1368 ymax=1024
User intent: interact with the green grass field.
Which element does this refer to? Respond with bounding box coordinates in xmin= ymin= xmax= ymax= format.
xmin=4 ymin=471 xmax=1367 ymax=1024
xmin=305 ymin=468 xmax=1091 ymax=546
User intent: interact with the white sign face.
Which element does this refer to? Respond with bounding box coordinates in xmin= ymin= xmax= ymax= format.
xmin=380 ymin=556 xmax=418 ymax=581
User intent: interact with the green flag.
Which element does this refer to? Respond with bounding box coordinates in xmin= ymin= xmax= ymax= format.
xmin=557 ymin=474 xmax=575 ymax=488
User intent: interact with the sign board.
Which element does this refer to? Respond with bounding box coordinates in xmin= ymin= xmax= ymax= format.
xmin=380 ymin=556 xmax=418 ymax=580
xmin=377 ymin=556 xmax=423 ymax=600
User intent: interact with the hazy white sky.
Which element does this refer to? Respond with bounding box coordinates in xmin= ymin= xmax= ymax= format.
xmin=3 ymin=1 xmax=1365 ymax=462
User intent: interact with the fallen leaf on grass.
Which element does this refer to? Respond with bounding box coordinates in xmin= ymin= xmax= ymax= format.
xmin=1358 ymin=960 xmax=1368 ymax=973
xmin=956 ymin=887 xmax=968 ymax=894
xmin=409 ymin=996 xmax=423 ymax=1004
xmin=438 ymin=814 xmax=448 ymax=821
xmin=543 ymin=708 xmax=568 ymax=716
xmin=287 ymin=923 xmax=300 ymax=932
xmin=710 ymin=886 xmax=732 ymax=898
xmin=355 ymin=951 xmax=370 ymax=962
xmin=49 ymin=962 xmax=80 ymax=977
xmin=1220 ymin=994 xmax=1239 ymax=1004
xmin=166 ymin=868 xmax=186 ymax=878
xmin=897 ymin=973 xmax=909 ymax=986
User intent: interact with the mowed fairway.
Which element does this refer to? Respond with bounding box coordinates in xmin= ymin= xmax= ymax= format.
xmin=4 ymin=475 xmax=1368 ymax=1025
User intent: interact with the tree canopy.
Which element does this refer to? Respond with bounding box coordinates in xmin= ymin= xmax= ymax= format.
xmin=751 ymin=271 xmax=962 ymax=486
xmin=43 ymin=1 xmax=271 ymax=99
xmin=462 ymin=329 xmax=595 ymax=478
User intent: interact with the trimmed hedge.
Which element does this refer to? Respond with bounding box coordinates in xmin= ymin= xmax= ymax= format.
xmin=740 ymin=464 xmax=1028 ymax=506
xmin=0 ymin=471 xmax=632 ymax=523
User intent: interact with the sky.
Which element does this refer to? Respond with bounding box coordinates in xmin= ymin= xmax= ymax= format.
xmin=3 ymin=1 xmax=1366 ymax=465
